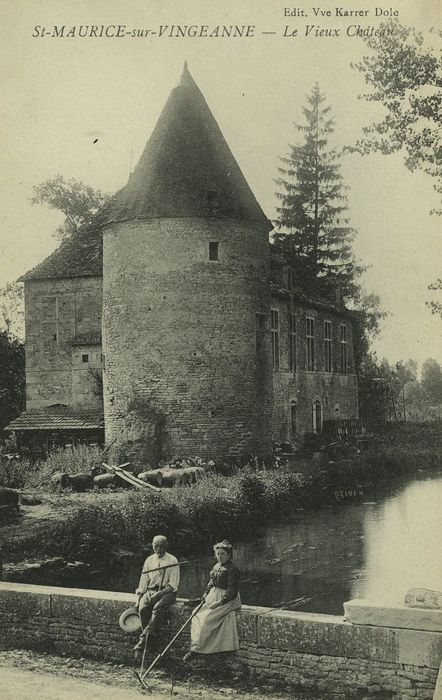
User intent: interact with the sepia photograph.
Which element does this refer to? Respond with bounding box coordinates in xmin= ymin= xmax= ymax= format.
xmin=0 ymin=0 xmax=441 ymax=698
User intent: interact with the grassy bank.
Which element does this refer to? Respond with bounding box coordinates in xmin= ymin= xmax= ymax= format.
xmin=1 ymin=421 xmax=441 ymax=566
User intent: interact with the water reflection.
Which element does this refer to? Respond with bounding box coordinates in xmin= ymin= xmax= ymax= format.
xmin=178 ymin=475 xmax=442 ymax=615
xmin=48 ymin=474 xmax=442 ymax=616
xmin=352 ymin=476 xmax=442 ymax=604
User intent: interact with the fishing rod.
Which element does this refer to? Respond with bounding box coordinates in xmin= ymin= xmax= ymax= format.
xmin=136 ymin=600 xmax=205 ymax=691
xmin=141 ymin=560 xmax=190 ymax=575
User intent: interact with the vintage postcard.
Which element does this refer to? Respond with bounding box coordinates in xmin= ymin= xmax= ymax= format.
xmin=0 ymin=0 xmax=441 ymax=698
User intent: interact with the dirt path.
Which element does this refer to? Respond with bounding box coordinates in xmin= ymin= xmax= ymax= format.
xmin=0 ymin=649 xmax=307 ymax=700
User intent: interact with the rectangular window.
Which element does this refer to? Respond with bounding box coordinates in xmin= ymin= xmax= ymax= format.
xmin=271 ymin=309 xmax=280 ymax=370
xmin=82 ymin=354 xmax=89 ymax=364
xmin=340 ymin=324 xmax=348 ymax=374
xmin=290 ymin=402 xmax=297 ymax=437
xmin=324 ymin=320 xmax=332 ymax=373
xmin=306 ymin=316 xmax=315 ymax=371
xmin=289 ymin=312 xmax=296 ymax=372
xmin=208 ymin=241 xmax=219 ymax=261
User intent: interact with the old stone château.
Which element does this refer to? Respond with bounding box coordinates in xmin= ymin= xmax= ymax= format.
xmin=7 ymin=65 xmax=358 ymax=461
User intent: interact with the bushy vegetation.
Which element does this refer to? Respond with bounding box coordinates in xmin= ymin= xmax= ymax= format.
xmin=2 ymin=422 xmax=441 ymax=567
xmin=0 ymin=444 xmax=102 ymax=489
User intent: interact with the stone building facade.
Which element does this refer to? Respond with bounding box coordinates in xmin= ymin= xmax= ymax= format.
xmin=269 ymin=261 xmax=358 ymax=443
xmin=7 ymin=65 xmax=358 ymax=462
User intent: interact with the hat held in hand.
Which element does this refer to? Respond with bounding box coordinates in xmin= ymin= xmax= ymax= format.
xmin=118 ymin=606 xmax=142 ymax=633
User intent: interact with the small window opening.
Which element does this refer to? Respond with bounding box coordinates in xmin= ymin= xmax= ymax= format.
xmin=209 ymin=241 xmax=219 ymax=261
xmin=206 ymin=190 xmax=219 ymax=208
xmin=82 ymin=354 xmax=89 ymax=364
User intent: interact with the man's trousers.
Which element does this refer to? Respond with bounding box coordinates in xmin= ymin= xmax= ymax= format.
xmin=138 ymin=589 xmax=176 ymax=637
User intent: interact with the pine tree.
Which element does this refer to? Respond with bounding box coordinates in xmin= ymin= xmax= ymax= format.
xmin=274 ymin=84 xmax=362 ymax=301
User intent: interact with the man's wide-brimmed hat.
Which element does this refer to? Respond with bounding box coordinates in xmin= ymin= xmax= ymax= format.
xmin=118 ymin=606 xmax=142 ymax=633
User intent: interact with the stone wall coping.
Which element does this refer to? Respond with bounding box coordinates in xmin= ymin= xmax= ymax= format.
xmin=0 ymin=582 xmax=134 ymax=604
xmin=250 ymin=606 xmax=345 ymax=625
xmin=1 ymin=584 xmax=442 ymax=669
xmin=344 ymin=598 xmax=442 ymax=633
xmin=2 ymin=583 xmax=442 ymax=696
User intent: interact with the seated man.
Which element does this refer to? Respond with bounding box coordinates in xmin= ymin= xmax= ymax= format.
xmin=133 ymin=534 xmax=180 ymax=655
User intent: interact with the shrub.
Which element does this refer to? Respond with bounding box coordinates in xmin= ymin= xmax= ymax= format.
xmin=25 ymin=444 xmax=103 ymax=489
xmin=0 ymin=454 xmax=32 ymax=488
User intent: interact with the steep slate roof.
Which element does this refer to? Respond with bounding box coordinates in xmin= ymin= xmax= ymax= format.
xmin=5 ymin=405 xmax=104 ymax=431
xmin=101 ymin=63 xmax=272 ymax=229
xmin=20 ymin=223 xmax=103 ymax=282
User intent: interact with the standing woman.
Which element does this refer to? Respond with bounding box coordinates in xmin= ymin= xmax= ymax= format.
xmin=184 ymin=540 xmax=241 ymax=660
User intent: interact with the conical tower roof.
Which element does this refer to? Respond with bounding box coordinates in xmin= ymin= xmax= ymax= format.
xmin=102 ymin=64 xmax=271 ymax=229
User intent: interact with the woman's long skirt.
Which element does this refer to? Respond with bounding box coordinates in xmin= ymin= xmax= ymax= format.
xmin=190 ymin=586 xmax=241 ymax=654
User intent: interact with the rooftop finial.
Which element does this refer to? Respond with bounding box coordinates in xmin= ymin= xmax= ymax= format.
xmin=180 ymin=60 xmax=192 ymax=85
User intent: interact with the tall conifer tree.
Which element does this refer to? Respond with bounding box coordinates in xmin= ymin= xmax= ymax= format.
xmin=274 ymin=84 xmax=361 ymax=301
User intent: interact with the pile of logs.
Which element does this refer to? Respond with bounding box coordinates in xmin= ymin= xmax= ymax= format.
xmin=138 ymin=466 xmax=204 ymax=487
xmin=138 ymin=456 xmax=215 ymax=488
xmin=52 ymin=457 xmax=215 ymax=492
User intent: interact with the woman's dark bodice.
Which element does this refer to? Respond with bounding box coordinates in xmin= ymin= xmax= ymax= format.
xmin=206 ymin=560 xmax=240 ymax=604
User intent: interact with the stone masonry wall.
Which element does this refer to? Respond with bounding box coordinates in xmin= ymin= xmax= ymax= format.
xmin=71 ymin=343 xmax=103 ymax=410
xmin=271 ymin=298 xmax=359 ymax=442
xmin=24 ymin=278 xmax=103 ymax=410
xmin=0 ymin=584 xmax=440 ymax=699
xmin=102 ymin=219 xmax=272 ymax=463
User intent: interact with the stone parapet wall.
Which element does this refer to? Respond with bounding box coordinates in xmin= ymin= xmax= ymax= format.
xmin=1 ymin=583 xmax=441 ymax=698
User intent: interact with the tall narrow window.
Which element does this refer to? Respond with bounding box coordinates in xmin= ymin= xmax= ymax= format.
xmin=290 ymin=401 xmax=297 ymax=437
xmin=324 ymin=320 xmax=332 ymax=372
xmin=340 ymin=324 xmax=348 ymax=374
xmin=289 ymin=311 xmax=297 ymax=372
xmin=306 ymin=316 xmax=315 ymax=371
xmin=271 ymin=309 xmax=279 ymax=370
xmin=313 ymin=400 xmax=323 ymax=433
xmin=208 ymin=241 xmax=219 ymax=261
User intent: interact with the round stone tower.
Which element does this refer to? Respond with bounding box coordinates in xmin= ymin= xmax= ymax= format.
xmin=101 ymin=64 xmax=272 ymax=464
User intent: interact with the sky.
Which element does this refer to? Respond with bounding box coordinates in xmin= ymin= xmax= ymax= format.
xmin=0 ymin=0 xmax=440 ymax=368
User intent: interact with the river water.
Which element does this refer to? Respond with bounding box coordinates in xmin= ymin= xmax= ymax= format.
xmin=9 ymin=474 xmax=441 ymax=615
xmin=173 ymin=474 xmax=442 ymax=615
